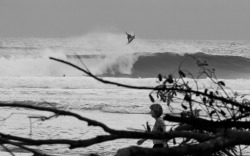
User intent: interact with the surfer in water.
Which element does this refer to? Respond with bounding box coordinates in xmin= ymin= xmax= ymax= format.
xmin=126 ymin=32 xmax=135 ymax=44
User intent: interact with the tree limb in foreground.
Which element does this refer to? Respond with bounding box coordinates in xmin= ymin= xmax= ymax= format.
xmin=1 ymin=57 xmax=250 ymax=155
xmin=47 ymin=57 xmax=250 ymax=155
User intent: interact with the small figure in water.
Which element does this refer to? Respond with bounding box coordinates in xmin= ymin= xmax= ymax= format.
xmin=126 ymin=32 xmax=135 ymax=44
xmin=137 ymin=103 xmax=166 ymax=148
xmin=196 ymin=58 xmax=208 ymax=67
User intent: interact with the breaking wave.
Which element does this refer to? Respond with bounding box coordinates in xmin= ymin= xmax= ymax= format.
xmin=68 ymin=52 xmax=250 ymax=79
xmin=0 ymin=33 xmax=250 ymax=79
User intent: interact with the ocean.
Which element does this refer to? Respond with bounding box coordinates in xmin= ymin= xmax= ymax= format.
xmin=0 ymin=33 xmax=250 ymax=155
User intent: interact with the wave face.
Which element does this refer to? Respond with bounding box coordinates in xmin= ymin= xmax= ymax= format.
xmin=131 ymin=52 xmax=250 ymax=79
xmin=0 ymin=34 xmax=250 ymax=79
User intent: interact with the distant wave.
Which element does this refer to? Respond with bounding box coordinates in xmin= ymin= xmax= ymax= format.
xmin=0 ymin=46 xmax=38 ymax=50
xmin=78 ymin=103 xmax=149 ymax=114
xmin=68 ymin=52 xmax=250 ymax=79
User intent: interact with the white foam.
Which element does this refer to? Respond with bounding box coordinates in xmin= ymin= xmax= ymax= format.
xmin=0 ymin=77 xmax=158 ymax=89
xmin=0 ymin=152 xmax=32 ymax=156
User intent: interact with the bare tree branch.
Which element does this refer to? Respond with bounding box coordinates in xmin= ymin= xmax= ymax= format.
xmin=0 ymin=137 xmax=50 ymax=156
xmin=164 ymin=114 xmax=250 ymax=129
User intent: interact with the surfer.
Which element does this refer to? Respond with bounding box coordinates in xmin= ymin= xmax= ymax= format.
xmin=126 ymin=32 xmax=135 ymax=44
xmin=196 ymin=58 xmax=208 ymax=67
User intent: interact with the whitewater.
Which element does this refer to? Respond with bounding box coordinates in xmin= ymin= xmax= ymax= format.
xmin=0 ymin=33 xmax=250 ymax=155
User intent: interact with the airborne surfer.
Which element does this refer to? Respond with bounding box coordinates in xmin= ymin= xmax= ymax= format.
xmin=126 ymin=32 xmax=135 ymax=44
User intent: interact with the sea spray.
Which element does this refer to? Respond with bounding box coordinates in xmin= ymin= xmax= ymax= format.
xmin=66 ymin=32 xmax=138 ymax=75
xmin=0 ymin=33 xmax=140 ymax=77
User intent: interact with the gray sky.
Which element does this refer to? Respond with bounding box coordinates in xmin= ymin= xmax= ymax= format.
xmin=0 ymin=0 xmax=249 ymax=40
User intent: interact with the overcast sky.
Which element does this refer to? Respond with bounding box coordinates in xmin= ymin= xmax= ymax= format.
xmin=0 ymin=0 xmax=249 ymax=40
